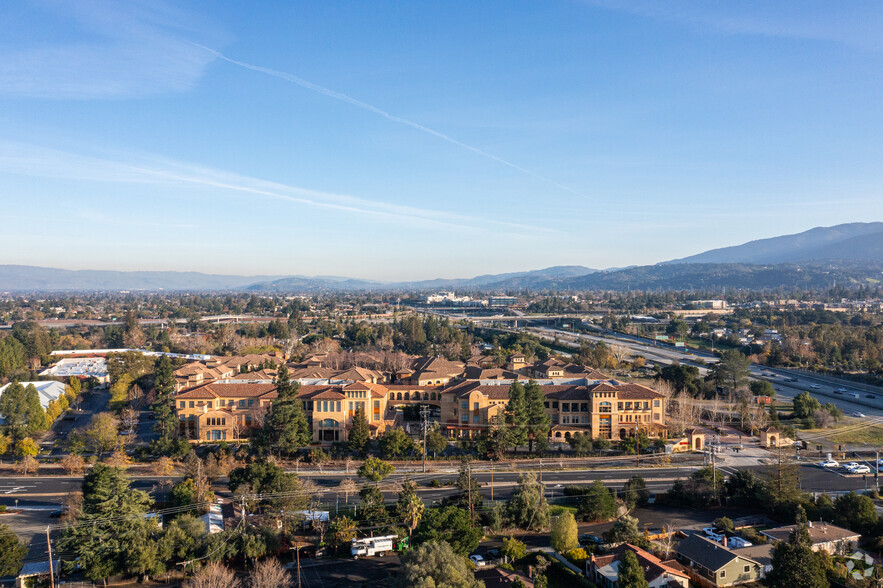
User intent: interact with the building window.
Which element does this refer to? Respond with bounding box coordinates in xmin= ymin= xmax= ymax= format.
xmin=744 ymin=565 xmax=750 ymax=573
xmin=654 ymin=400 xmax=660 ymax=407
xmin=473 ymin=402 xmax=479 ymax=411
xmin=189 ymin=401 xmax=195 ymax=408
xmin=618 ymin=402 xmax=623 ymax=410
xmin=562 ymin=403 xmax=569 ymax=412
xmin=461 ymin=414 xmax=468 ymax=423
xmin=461 ymin=401 xmax=468 ymax=409
xmin=720 ymin=570 xmax=726 ymax=578
xmin=473 ymin=415 xmax=479 ymax=423
xmin=336 ymin=401 xmax=341 ymax=412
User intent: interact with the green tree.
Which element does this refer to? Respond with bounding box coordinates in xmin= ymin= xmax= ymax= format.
xmin=358 ymin=486 xmax=388 ymax=526
xmin=329 ymin=515 xmax=357 ymax=551
xmin=833 ymin=492 xmax=878 ymax=535
xmin=550 ymin=511 xmax=579 ymax=553
xmin=524 ymin=380 xmax=551 ymax=453
xmin=396 ymin=480 xmax=425 ymax=538
xmin=621 ymin=475 xmax=650 ymax=509
xmin=506 ymin=472 xmax=549 ymax=531
xmin=347 ymin=404 xmax=371 ymax=454
xmin=750 ymin=380 xmax=776 ymax=398
xmin=578 ymin=481 xmax=618 ymax=522
xmin=606 ymin=515 xmax=641 ymax=544
xmin=151 ymin=355 xmax=178 ymax=446
xmin=713 ymin=517 xmax=734 ymax=533
xmin=501 ymin=536 xmax=527 ymax=561
xmin=765 ymin=525 xmax=828 ymax=588
xmin=568 ymin=433 xmax=594 ymax=455
xmin=258 ymin=365 xmax=311 ymax=456
xmin=504 ymin=380 xmax=528 ymax=451
xmin=23 ymin=384 xmax=51 ymax=433
xmin=426 ymin=428 xmax=448 ymax=458
xmin=413 ymin=507 xmax=482 ymax=556
xmin=156 ymin=515 xmax=205 ymax=567
xmin=711 ymin=350 xmax=751 ymax=393
xmin=83 ymin=413 xmax=120 ymax=457
xmin=396 ymin=541 xmax=484 ymax=588
xmin=380 ymin=428 xmax=418 ymax=459
xmin=618 ymin=550 xmax=649 ymax=588
xmin=68 ymin=375 xmax=82 ymax=397
xmin=228 ymin=462 xmax=310 ymax=512
xmin=792 ymin=391 xmax=822 ymax=425
xmin=60 ymin=464 xmax=160 ymax=582
xmin=0 ymin=523 xmax=27 ymax=576
xmin=0 ymin=382 xmax=29 ymax=446
xmin=358 ymin=456 xmax=395 ymax=482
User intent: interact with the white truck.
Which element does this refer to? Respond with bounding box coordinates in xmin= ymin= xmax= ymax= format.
xmin=351 ymin=535 xmax=397 ymax=558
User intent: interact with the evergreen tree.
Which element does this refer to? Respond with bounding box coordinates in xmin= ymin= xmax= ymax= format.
xmin=396 ymin=541 xmax=484 ymax=588
xmin=765 ymin=525 xmax=828 ymax=588
xmin=151 ymin=355 xmax=178 ymax=445
xmin=358 ymin=486 xmax=388 ymax=526
xmin=550 ymin=511 xmax=578 ymax=553
xmin=348 ymin=404 xmax=370 ymax=454
xmin=524 ymin=380 xmax=551 ymax=453
xmin=0 ymin=382 xmax=29 ymax=445
xmin=578 ymin=480 xmax=618 ymax=522
xmin=504 ymin=380 xmax=528 ymax=452
xmin=259 ymin=365 xmax=311 ymax=456
xmin=618 ymin=550 xmax=649 ymax=588
xmin=60 ymin=464 xmax=161 ymax=582
xmin=0 ymin=523 xmax=27 ymax=576
xmin=396 ymin=480 xmax=425 ymax=538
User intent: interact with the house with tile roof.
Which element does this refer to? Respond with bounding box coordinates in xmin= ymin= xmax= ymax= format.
xmin=588 ymin=543 xmax=690 ymax=587
xmin=761 ymin=521 xmax=860 ymax=555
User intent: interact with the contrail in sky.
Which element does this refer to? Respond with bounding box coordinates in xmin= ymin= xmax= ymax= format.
xmin=193 ymin=44 xmax=590 ymax=201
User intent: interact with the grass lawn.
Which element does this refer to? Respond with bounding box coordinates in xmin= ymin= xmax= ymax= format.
xmin=803 ymin=421 xmax=883 ymax=446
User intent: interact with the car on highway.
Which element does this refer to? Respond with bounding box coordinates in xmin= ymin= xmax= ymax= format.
xmin=853 ymin=412 xmax=866 ymax=418
xmin=810 ymin=384 xmax=821 ymax=389
xmin=469 ymin=555 xmax=486 ymax=567
xmin=819 ymin=459 xmax=840 ymax=468
xmin=834 ymin=390 xmax=843 ymax=395
xmin=868 ymin=394 xmax=877 ymax=399
xmin=836 ymin=387 xmax=848 ymax=393
xmin=785 ymin=377 xmax=798 ymax=382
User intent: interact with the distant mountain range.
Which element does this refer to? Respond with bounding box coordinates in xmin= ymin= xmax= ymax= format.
xmin=1 ymin=222 xmax=880 ymax=292
xmin=666 ymin=222 xmax=883 ymax=264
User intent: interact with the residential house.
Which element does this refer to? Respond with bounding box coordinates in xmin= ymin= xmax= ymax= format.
xmin=675 ymin=534 xmax=766 ymax=587
xmin=588 ymin=543 xmax=690 ymax=588
xmin=761 ymin=521 xmax=859 ymax=555
xmin=395 ymin=356 xmax=464 ymax=386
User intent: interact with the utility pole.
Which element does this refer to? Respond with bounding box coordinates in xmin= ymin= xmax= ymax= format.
xmin=420 ymin=405 xmax=429 ymax=473
xmin=468 ymin=463 xmax=474 ymax=524
xmin=877 ymin=450 xmax=880 ymax=493
xmin=46 ymin=526 xmax=55 ymax=588
xmin=711 ymin=447 xmax=718 ymax=505
xmin=240 ymin=495 xmax=246 ymax=527
xmin=490 ymin=462 xmax=494 ymax=502
xmin=295 ymin=542 xmax=302 ymax=588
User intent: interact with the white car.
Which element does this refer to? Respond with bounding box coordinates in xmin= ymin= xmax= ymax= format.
xmin=810 ymin=385 xmax=821 ymax=389
xmin=469 ymin=555 xmax=486 ymax=567
xmin=819 ymin=459 xmax=839 ymax=468
xmin=837 ymin=387 xmax=848 ymax=392
xmin=853 ymin=412 xmax=866 ymax=418
xmin=845 ymin=462 xmax=861 ymax=470
xmin=851 ymin=465 xmax=872 ymax=474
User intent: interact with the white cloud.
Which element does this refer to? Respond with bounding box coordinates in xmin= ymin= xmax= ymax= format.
xmin=0 ymin=1 xmax=222 ymax=99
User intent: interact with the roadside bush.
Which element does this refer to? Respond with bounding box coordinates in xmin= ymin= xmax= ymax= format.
xmin=566 ymin=547 xmax=588 ymax=568
xmin=563 ymin=485 xmax=589 ymax=496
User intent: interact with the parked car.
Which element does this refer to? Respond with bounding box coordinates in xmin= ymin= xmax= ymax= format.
xmin=469 ymin=555 xmax=486 ymax=567
xmin=851 ymin=465 xmax=872 ymax=474
xmin=844 ymin=462 xmax=861 ymax=470
xmin=580 ymin=534 xmax=605 ymax=545
xmin=819 ymin=459 xmax=840 ymax=468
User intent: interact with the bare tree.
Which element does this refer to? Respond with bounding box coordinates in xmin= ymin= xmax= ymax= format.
xmin=61 ymin=491 xmax=83 ymax=524
xmin=655 ymin=524 xmax=679 ymax=559
xmin=312 ymin=516 xmax=329 ymax=547
xmin=151 ymin=456 xmax=177 ymax=477
xmin=339 ymin=478 xmax=357 ymax=504
xmin=345 ymin=456 xmax=354 ymax=475
xmin=609 ymin=344 xmax=630 ymax=367
xmin=60 ymin=454 xmax=86 ymax=475
xmin=16 ymin=455 xmax=39 ymax=475
xmin=185 ymin=561 xmax=240 ymax=588
xmin=249 ymin=558 xmax=291 ymax=588
xmin=120 ymin=406 xmax=139 ymax=433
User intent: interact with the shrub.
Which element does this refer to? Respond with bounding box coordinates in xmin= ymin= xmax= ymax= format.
xmin=566 ymin=547 xmax=589 ymax=567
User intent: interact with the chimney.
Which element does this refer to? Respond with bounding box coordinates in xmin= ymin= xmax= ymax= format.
xmin=722 ymin=536 xmax=727 ymax=547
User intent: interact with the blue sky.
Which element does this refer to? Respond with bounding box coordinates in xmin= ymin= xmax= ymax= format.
xmin=1 ymin=1 xmax=881 ymax=280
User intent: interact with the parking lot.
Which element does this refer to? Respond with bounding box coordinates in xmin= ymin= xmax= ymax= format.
xmin=290 ymin=554 xmax=400 ymax=587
